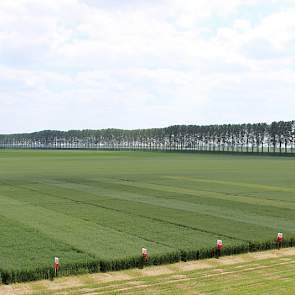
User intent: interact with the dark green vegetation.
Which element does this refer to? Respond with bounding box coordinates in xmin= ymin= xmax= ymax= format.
xmin=0 ymin=150 xmax=295 ymax=283
xmin=1 ymin=120 xmax=295 ymax=154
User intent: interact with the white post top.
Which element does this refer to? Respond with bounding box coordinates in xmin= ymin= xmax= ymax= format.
xmin=142 ymin=248 xmax=147 ymax=254
xmin=54 ymin=257 xmax=59 ymax=264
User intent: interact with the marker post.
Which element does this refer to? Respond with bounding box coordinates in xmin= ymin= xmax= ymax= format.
xmin=54 ymin=257 xmax=60 ymax=276
xmin=216 ymin=240 xmax=223 ymax=258
xmin=277 ymin=233 xmax=283 ymax=250
xmin=141 ymin=248 xmax=148 ymax=268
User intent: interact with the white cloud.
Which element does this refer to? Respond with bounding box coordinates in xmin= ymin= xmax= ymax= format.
xmin=0 ymin=0 xmax=295 ymax=133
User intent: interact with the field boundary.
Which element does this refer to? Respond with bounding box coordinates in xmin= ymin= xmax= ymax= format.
xmin=2 ymin=247 xmax=295 ymax=294
xmin=1 ymin=146 xmax=295 ymax=157
xmin=1 ymin=238 xmax=294 ymax=284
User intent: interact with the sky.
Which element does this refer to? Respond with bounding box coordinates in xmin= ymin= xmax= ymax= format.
xmin=0 ymin=0 xmax=295 ymax=133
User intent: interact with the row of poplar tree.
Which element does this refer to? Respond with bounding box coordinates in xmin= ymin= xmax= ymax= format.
xmin=0 ymin=120 xmax=294 ymax=153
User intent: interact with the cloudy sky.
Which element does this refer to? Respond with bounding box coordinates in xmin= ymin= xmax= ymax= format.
xmin=0 ymin=0 xmax=295 ymax=133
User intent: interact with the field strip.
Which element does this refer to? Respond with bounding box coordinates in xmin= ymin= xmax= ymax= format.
xmin=6 ymin=183 xmax=242 ymax=247
xmin=102 ymin=180 xmax=295 ymax=233
xmin=29 ymin=180 xmax=248 ymax=243
xmin=0 ymin=214 xmax=97 ymax=270
xmin=6 ymin=178 xmax=295 ymax=213
xmin=1 ymin=248 xmax=295 ymax=295
xmin=6 ymin=178 xmax=295 ymax=246
xmin=164 ymin=175 xmax=295 ymax=194
xmin=80 ymin=176 xmax=295 ymax=216
xmin=107 ymin=265 xmax=295 ymax=295
xmin=41 ymin=178 xmax=295 ymax=234
xmin=106 ymin=177 xmax=295 ymax=209
xmin=10 ymin=184 xmax=176 ymax=249
xmin=0 ymin=194 xmax=173 ymax=258
xmin=77 ymin=261 xmax=295 ymax=295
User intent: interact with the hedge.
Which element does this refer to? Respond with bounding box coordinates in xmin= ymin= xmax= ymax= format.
xmin=1 ymin=238 xmax=294 ymax=284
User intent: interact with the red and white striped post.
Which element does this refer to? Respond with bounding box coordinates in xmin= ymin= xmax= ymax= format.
xmin=277 ymin=233 xmax=283 ymax=250
xmin=216 ymin=240 xmax=223 ymax=258
xmin=54 ymin=257 xmax=60 ymax=276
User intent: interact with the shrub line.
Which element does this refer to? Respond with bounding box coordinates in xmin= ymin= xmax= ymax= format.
xmin=1 ymin=238 xmax=294 ymax=284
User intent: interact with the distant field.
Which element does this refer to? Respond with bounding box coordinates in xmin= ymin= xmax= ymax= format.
xmin=0 ymin=150 xmax=295 ymax=281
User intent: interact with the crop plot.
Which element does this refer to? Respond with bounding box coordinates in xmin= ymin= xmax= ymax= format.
xmin=0 ymin=150 xmax=295 ymax=282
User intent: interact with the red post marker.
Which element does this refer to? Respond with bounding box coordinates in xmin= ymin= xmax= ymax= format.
xmin=142 ymin=248 xmax=148 ymax=262
xmin=277 ymin=233 xmax=283 ymax=242
xmin=54 ymin=257 xmax=60 ymax=275
xmin=277 ymin=233 xmax=283 ymax=249
xmin=217 ymin=240 xmax=223 ymax=250
xmin=216 ymin=240 xmax=223 ymax=258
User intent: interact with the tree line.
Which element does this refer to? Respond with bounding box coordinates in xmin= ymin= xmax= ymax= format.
xmin=0 ymin=120 xmax=294 ymax=154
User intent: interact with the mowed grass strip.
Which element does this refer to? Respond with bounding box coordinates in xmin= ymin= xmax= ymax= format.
xmin=0 ymin=150 xmax=295 ymax=275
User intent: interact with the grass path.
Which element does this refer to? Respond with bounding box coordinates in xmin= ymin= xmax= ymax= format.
xmin=2 ymin=248 xmax=295 ymax=295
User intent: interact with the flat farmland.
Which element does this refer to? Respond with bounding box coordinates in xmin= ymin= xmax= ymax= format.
xmin=0 ymin=150 xmax=295 ymax=280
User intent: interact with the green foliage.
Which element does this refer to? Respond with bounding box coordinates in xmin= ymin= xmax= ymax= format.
xmin=1 ymin=120 xmax=295 ymax=153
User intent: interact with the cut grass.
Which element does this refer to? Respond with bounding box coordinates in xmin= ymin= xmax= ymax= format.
xmin=0 ymin=150 xmax=295 ymax=281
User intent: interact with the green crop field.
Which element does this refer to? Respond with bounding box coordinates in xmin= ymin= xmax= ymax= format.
xmin=0 ymin=150 xmax=295 ymax=283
